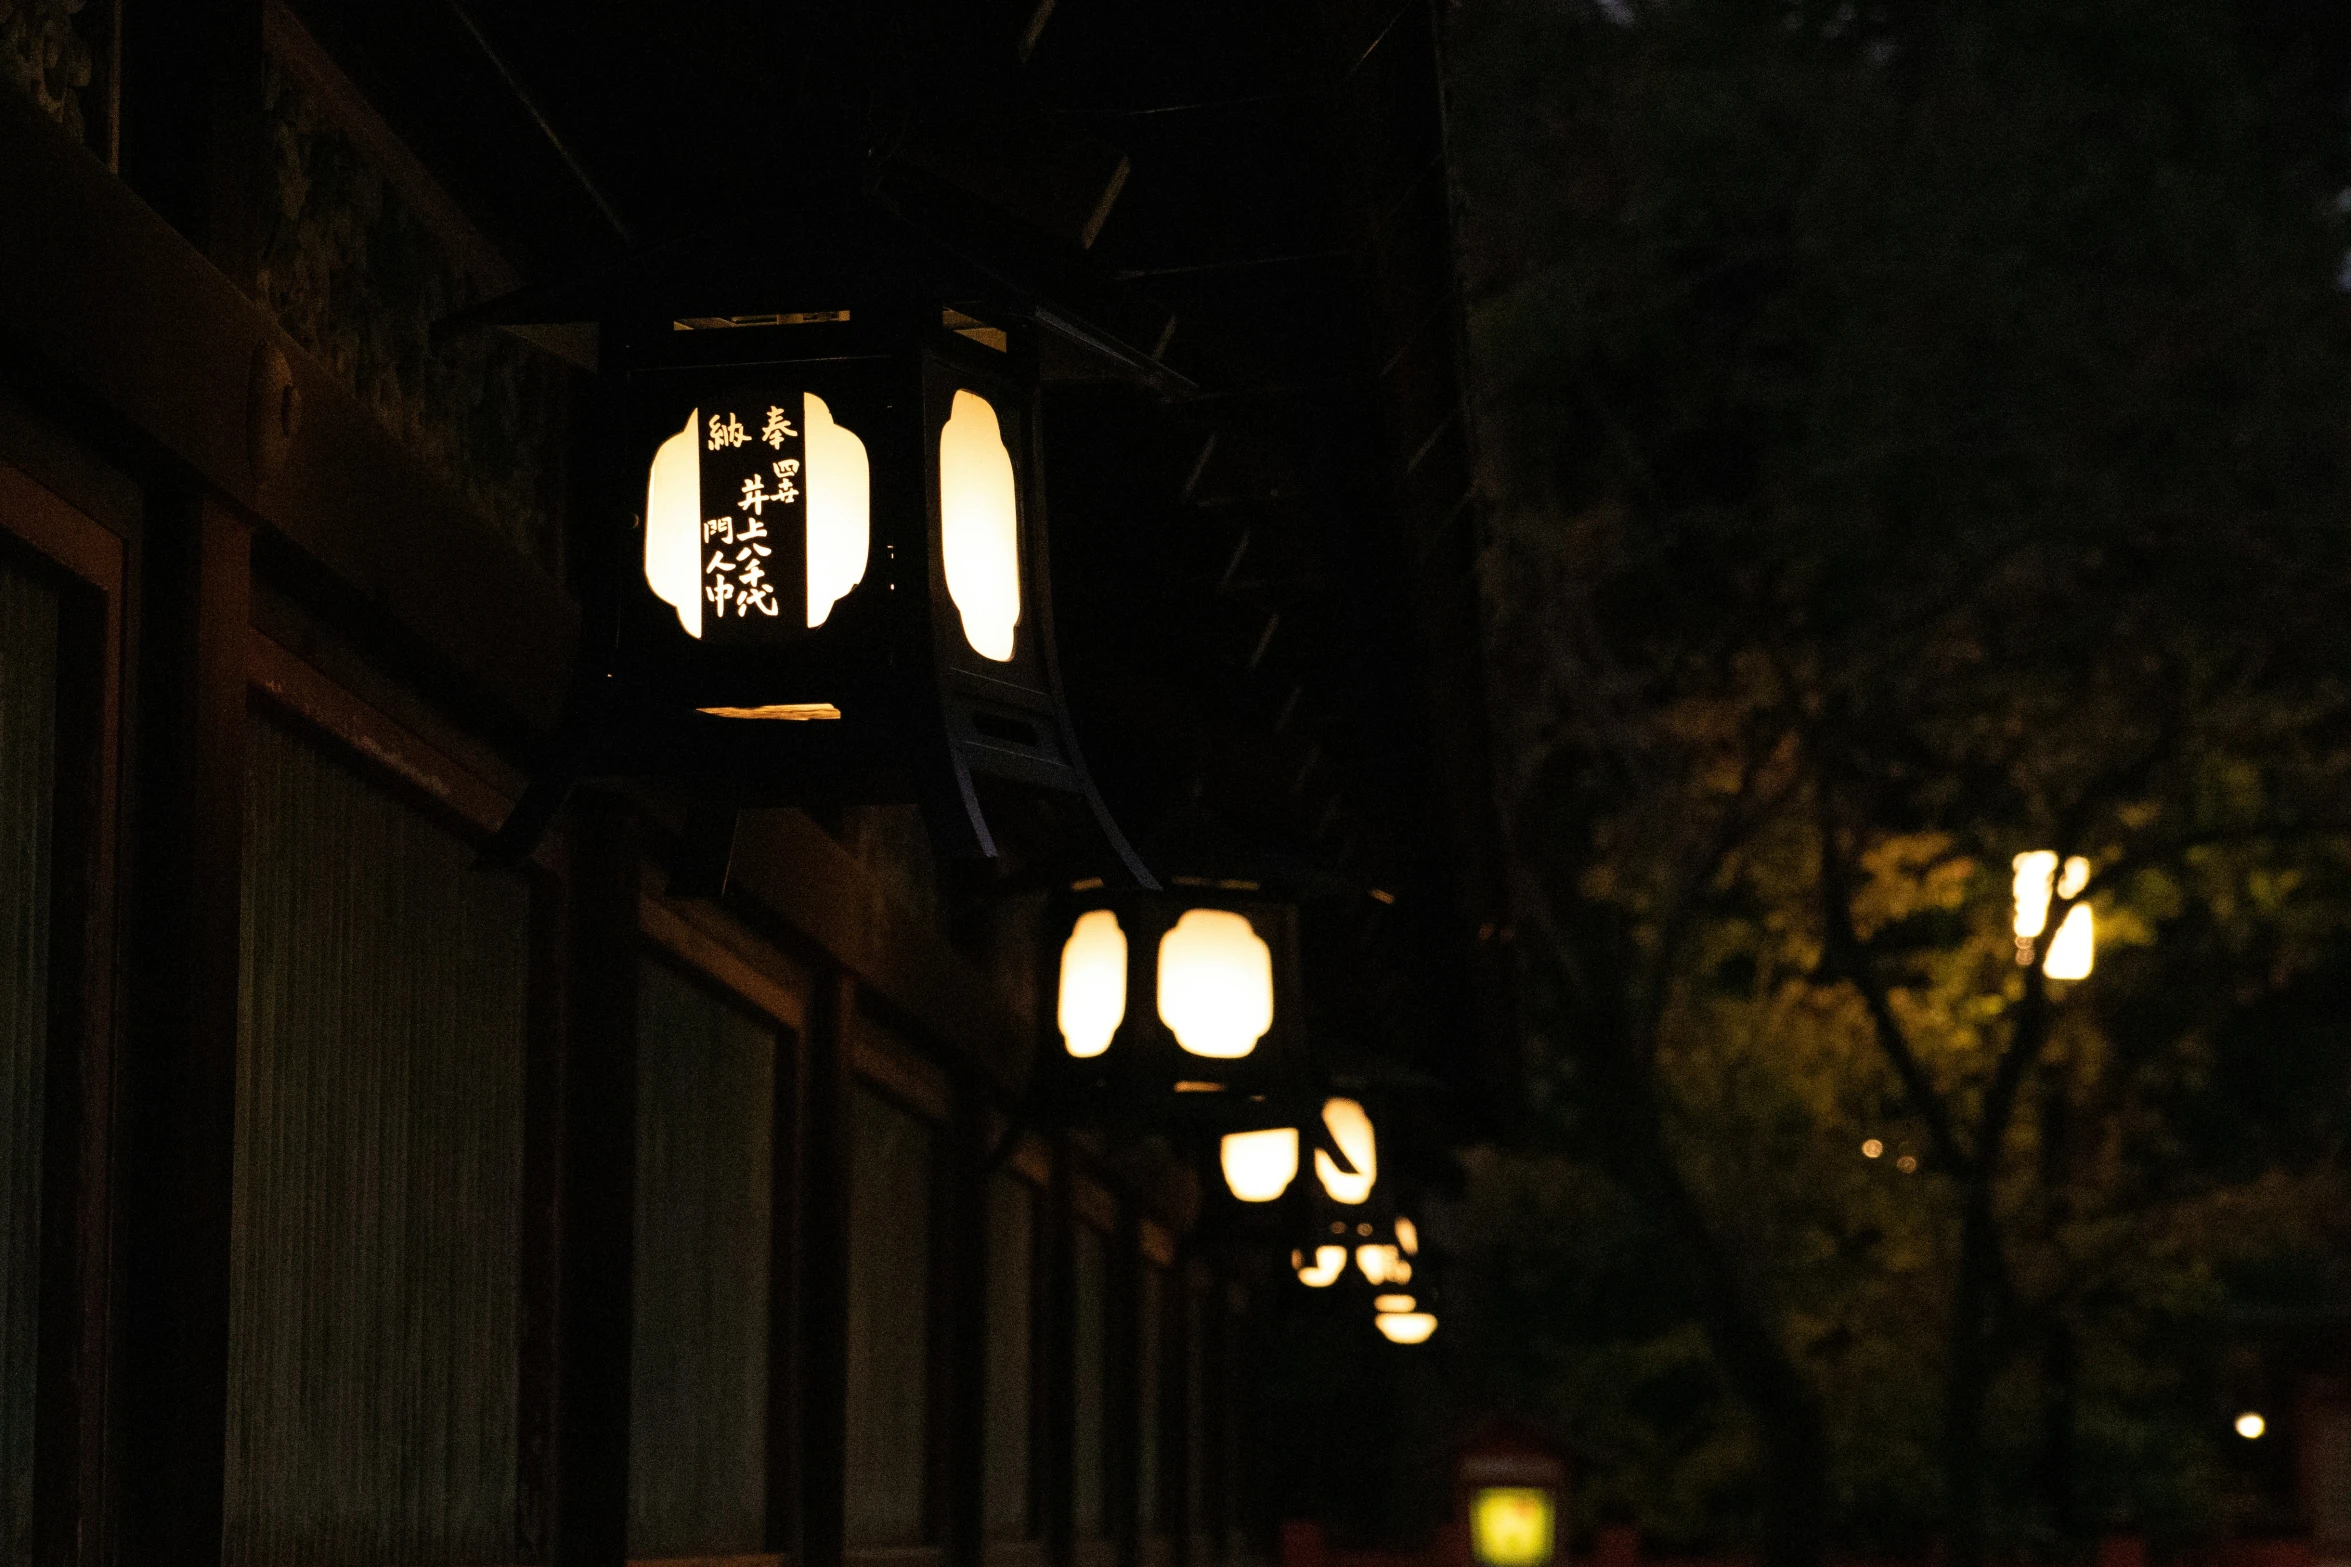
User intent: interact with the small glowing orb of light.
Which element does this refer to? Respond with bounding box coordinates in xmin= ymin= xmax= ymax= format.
xmin=1470 ymin=1488 xmax=1554 ymax=1567
xmin=1156 ymin=909 xmax=1274 ymax=1059
xmin=1395 ymin=1216 xmax=1420 ymax=1255
xmin=1374 ymin=1311 xmax=1438 ymax=1345
xmin=1356 ymin=1243 xmax=1403 ymax=1285
xmin=938 ymin=388 xmax=1022 ymax=661
xmin=1862 ymin=1138 xmax=1884 ymax=1159
xmin=1055 ymin=909 xmax=1127 ymax=1058
xmin=2237 ymin=1412 xmax=2267 ymax=1440
xmin=1294 ymin=1245 xmax=1346 ymax=1287
xmin=1220 ymin=1128 xmax=1298 ymax=1202
xmin=1374 ymin=1293 xmax=1417 ymax=1312
xmin=1896 ymin=1154 xmax=1919 ymax=1173
xmin=1316 ymin=1097 xmax=1378 ymax=1204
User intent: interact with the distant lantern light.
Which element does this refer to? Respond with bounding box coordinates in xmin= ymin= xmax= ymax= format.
xmin=2237 ymin=1412 xmax=2267 ymax=1440
xmin=1157 ymin=909 xmax=1274 ymax=1059
xmin=1357 ymin=1243 xmax=1406 ymax=1285
xmin=2013 ymin=851 xmax=2060 ymax=938
xmin=938 ymin=388 xmax=1021 ymax=661
xmin=1395 ymin=1216 xmax=1420 ymax=1255
xmin=1221 ymin=1128 xmax=1299 ymax=1202
xmin=1896 ymin=1154 xmax=1919 ymax=1174
xmin=1862 ymin=1138 xmax=1884 ymax=1159
xmin=1057 ymin=909 xmax=1128 ymax=1058
xmin=1375 ymin=1311 xmax=1439 ymax=1345
xmin=1374 ymin=1293 xmax=1417 ymax=1313
xmin=2014 ymin=851 xmax=2094 ymax=979
xmin=802 ymin=391 xmax=870 ymax=627
xmin=1316 ymin=1098 xmax=1378 ymax=1204
xmin=1470 ymin=1488 xmax=1555 ymax=1567
xmin=2046 ymin=902 xmax=2094 ymax=980
xmin=1293 ymin=1246 xmax=1347 ymax=1287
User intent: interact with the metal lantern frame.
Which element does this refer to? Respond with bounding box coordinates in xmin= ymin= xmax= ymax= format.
xmin=475 ymin=209 xmax=1173 ymax=890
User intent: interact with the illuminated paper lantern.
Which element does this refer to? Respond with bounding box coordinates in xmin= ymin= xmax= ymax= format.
xmin=474 ymin=222 xmax=1177 ymax=892
xmin=1221 ymin=1129 xmax=1299 ymax=1202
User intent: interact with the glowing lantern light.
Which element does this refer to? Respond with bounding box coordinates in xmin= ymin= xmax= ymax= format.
xmin=1316 ymin=1098 xmax=1378 ymax=1204
xmin=1221 ymin=1128 xmax=1298 ymax=1202
xmin=1374 ymin=1311 xmax=1438 ymax=1345
xmin=1293 ymin=1246 xmax=1346 ymax=1287
xmin=1374 ymin=1293 xmax=1416 ymax=1313
xmin=1395 ymin=1216 xmax=1419 ymax=1255
xmin=1057 ymin=909 xmax=1128 ymax=1059
xmin=2237 ymin=1412 xmax=2266 ymax=1440
xmin=644 ymin=411 xmax=706 ymax=637
xmin=1470 ymin=1488 xmax=1554 ymax=1567
xmin=2045 ymin=902 xmax=2094 ymax=980
xmin=476 ymin=253 xmax=1169 ymax=895
xmin=938 ymin=388 xmax=1021 ymax=661
xmin=803 ymin=391 xmax=869 ymax=627
xmin=1357 ymin=1243 xmax=1405 ymax=1285
xmin=1157 ymin=909 xmax=1274 ymax=1059
xmin=2013 ymin=850 xmax=2094 ymax=979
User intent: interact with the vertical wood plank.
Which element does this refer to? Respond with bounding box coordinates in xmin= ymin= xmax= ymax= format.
xmin=551 ymin=794 xmax=640 ymax=1567
xmin=1041 ymin=1139 xmax=1077 ymax=1567
xmin=797 ymin=971 xmax=855 ymax=1567
xmin=765 ymin=1022 xmax=801 ymax=1553
xmin=32 ymin=506 xmax=122 ymax=1567
xmin=940 ymin=1086 xmax=987 ymax=1567
xmin=108 ymin=493 xmax=249 ymax=1567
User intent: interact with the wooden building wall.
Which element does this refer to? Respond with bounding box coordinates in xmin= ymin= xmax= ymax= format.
xmin=0 ymin=14 xmax=1270 ymax=1567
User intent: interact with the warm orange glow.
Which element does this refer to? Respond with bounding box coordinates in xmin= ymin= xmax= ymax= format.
xmin=1373 ymin=1311 xmax=1437 ymax=1345
xmin=1356 ymin=1244 xmax=1405 ymax=1285
xmin=1373 ymin=1293 xmax=1416 ymax=1312
xmin=645 ymin=410 xmax=704 ymax=638
xmin=1220 ymin=1128 xmax=1298 ymax=1202
xmin=1156 ymin=909 xmax=1274 ymax=1059
xmin=1294 ymin=1246 xmax=1346 ymax=1287
xmin=1395 ymin=1216 xmax=1419 ymax=1255
xmin=938 ymin=388 xmax=1021 ymax=661
xmin=1315 ymin=1097 xmax=1378 ymax=1204
xmin=2046 ymin=902 xmax=2094 ymax=980
xmin=1056 ymin=910 xmax=1128 ymax=1059
xmin=696 ymin=703 xmax=843 ymax=721
xmin=803 ymin=392 xmax=869 ymax=628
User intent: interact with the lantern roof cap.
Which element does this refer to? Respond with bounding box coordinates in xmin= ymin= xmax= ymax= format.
xmin=440 ymin=178 xmax=1193 ymax=399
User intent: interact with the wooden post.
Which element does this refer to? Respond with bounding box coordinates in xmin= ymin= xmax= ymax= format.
xmin=940 ymin=1084 xmax=989 ymax=1567
xmin=798 ymin=970 xmax=856 ymax=1567
xmin=547 ymin=793 xmax=641 ymax=1567
xmin=106 ymin=494 xmax=248 ymax=1567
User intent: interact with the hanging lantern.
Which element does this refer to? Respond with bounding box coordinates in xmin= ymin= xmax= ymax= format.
xmin=471 ymin=212 xmax=1183 ymax=888
xmin=1039 ymin=883 xmax=1318 ymax=1128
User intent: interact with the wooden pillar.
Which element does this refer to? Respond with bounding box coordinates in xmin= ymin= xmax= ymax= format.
xmin=106 ymin=494 xmax=249 ymax=1567
xmin=798 ymin=970 xmax=856 ymax=1567
xmin=546 ymin=794 xmax=641 ymax=1567
xmin=939 ymin=1088 xmax=989 ymax=1567
xmin=1041 ymin=1136 xmax=1078 ymax=1567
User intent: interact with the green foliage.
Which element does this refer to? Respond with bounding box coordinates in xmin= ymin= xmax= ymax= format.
xmin=1450 ymin=0 xmax=2351 ymax=1554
